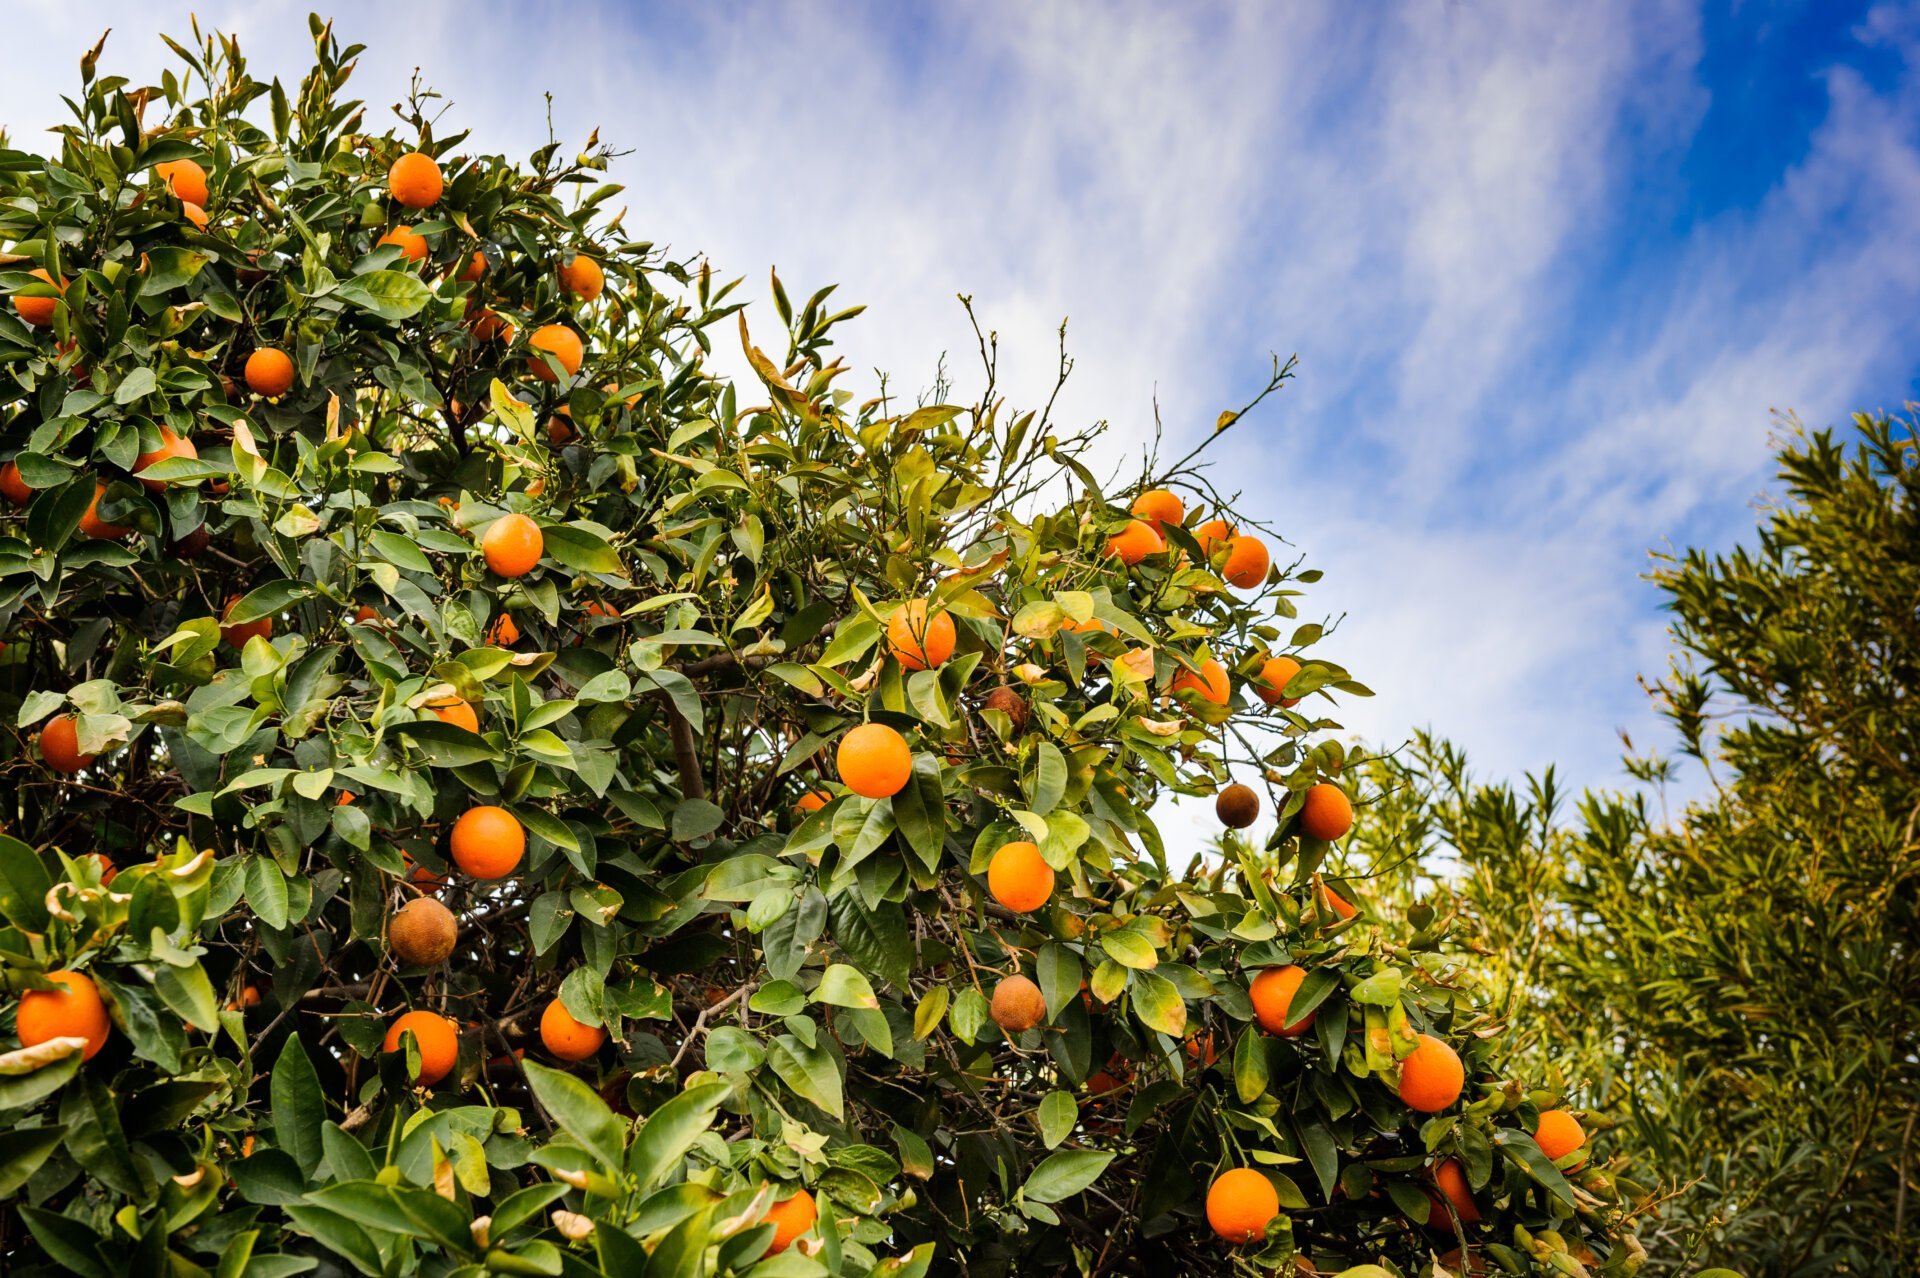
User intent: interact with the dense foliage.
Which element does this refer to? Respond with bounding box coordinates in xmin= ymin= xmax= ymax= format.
xmin=1347 ymin=417 xmax=1920 ymax=1277
xmin=0 ymin=19 xmax=1653 ymax=1278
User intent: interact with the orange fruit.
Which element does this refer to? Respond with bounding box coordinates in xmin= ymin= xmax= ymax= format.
xmin=558 ymin=253 xmax=605 ymax=301
xmin=1205 ymin=1168 xmax=1278 ymax=1244
xmin=1399 ymin=1033 xmax=1465 ymax=1112
xmin=482 ymin=512 xmax=544 ymax=577
xmin=12 ymin=269 xmax=64 ymax=328
xmin=1 ymin=461 xmax=35 ymax=506
xmin=220 ymin=595 xmax=272 ymax=648
xmin=470 ymin=307 xmax=514 ymax=343
xmin=1194 ymin=518 xmax=1233 ymax=557
xmin=540 ymin=997 xmax=607 ymax=1061
xmin=388 ymin=151 xmax=444 ymax=208
xmin=134 ymin=428 xmax=197 ymax=492
xmin=450 ymin=805 xmax=525 ymax=879
xmin=40 ymin=714 xmax=95 ymax=773
xmin=245 ymin=347 xmax=295 ymax=397
xmin=886 ymin=599 xmax=956 ymax=670
xmin=1253 ymin=654 xmax=1302 ymax=708
xmin=1130 ymin=488 xmax=1184 ymax=533
xmin=546 ymin=410 xmax=576 ymax=445
xmin=987 ymin=841 xmax=1054 ymax=913
xmin=794 ymin=790 xmax=832 ymax=813
xmin=382 ymin=1010 xmax=458 ymax=1085
xmin=1215 ymin=783 xmax=1260 ymax=829
xmin=16 ymin=970 xmax=112 ymax=1061
xmin=378 ymin=225 xmax=429 ymax=263
xmin=835 ymin=723 xmax=912 ymax=798
xmin=155 ymin=158 xmax=209 ymax=205
xmin=763 ymin=1187 xmax=817 ymax=1255
xmin=1184 ymin=1029 xmax=1219 ymax=1067
xmin=990 ymin=975 xmax=1047 ymax=1033
xmin=78 ymin=482 xmax=129 ymax=541
xmin=1299 ymin=783 xmax=1353 ymax=841
xmin=1317 ymin=883 xmax=1358 ymax=920
xmin=1170 ymin=657 xmax=1230 ymax=705
xmin=1221 ymin=535 xmax=1270 ymax=589
xmin=1249 ymin=965 xmax=1316 ymax=1037
xmin=458 ymin=250 xmax=488 ymax=282
xmin=1106 ymin=518 xmax=1164 ymax=566
xmin=1428 ymin=1157 xmax=1481 ymax=1226
xmin=528 ymin=324 xmax=584 ymax=382
xmin=182 ymin=201 xmax=210 ymax=230
xmin=84 ymin=853 xmax=117 ymax=886
xmin=388 ymin=897 xmax=458 ymax=965
xmin=430 ymin=697 xmax=480 ymax=733
xmin=1535 ymin=1109 xmax=1586 ymax=1165
xmin=487 ymin=613 xmax=521 ymax=645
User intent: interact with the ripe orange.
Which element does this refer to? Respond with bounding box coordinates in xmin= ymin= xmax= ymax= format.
xmin=1170 ymin=657 xmax=1230 ymax=705
xmin=1299 ymin=783 xmax=1353 ymax=841
xmin=383 ymin=1009 xmax=458 ymax=1085
xmin=470 ymin=307 xmax=514 ymax=343
xmin=430 ymin=697 xmax=480 ymax=733
xmin=1205 ymin=1168 xmax=1278 ymax=1244
xmin=155 ymin=158 xmax=209 ymax=205
xmin=886 ymin=599 xmax=956 ymax=670
xmin=487 ymin=613 xmax=521 ymax=645
xmin=763 ymin=1187 xmax=817 ymax=1255
xmin=450 ymin=805 xmax=525 ymax=879
xmin=1428 ymin=1157 xmax=1481 ymax=1226
xmin=1130 ymin=488 xmax=1184 ymax=533
xmin=1194 ymin=518 xmax=1233 ymax=558
xmin=134 ymin=427 xmax=197 ymax=492
xmin=389 ymin=897 xmax=458 ymax=966
xmin=84 ymin=852 xmax=117 ymax=886
xmin=378 ymin=224 xmax=429 ymax=263
xmin=528 ymin=324 xmax=584 ymax=382
xmin=16 ymin=970 xmax=112 ymax=1061
xmin=558 ymin=253 xmax=605 ymax=301
xmin=835 ymin=723 xmax=912 ymax=798
xmin=458 ymin=250 xmax=489 ymax=282
xmin=1535 ymin=1109 xmax=1586 ymax=1165
xmin=987 ymin=841 xmax=1054 ymax=913
xmin=1399 ymin=1033 xmax=1465 ymax=1112
xmin=78 ymin=482 xmax=129 ymax=541
xmin=182 ymin=201 xmax=210 ymax=230
xmin=1253 ymin=654 xmax=1302 ymax=708
xmin=1215 ymin=783 xmax=1260 ymax=829
xmin=1106 ymin=518 xmax=1164 ymax=566
xmin=1249 ymin=965 xmax=1316 ymax=1037
xmin=1221 ymin=534 xmax=1270 ymax=589
xmin=388 ymin=151 xmax=444 ymax=208
xmin=1 ymin=461 xmax=35 ymax=506
xmin=795 ymin=790 xmax=832 ymax=813
xmin=1184 ymin=1029 xmax=1219 ymax=1067
xmin=990 ymin=974 xmax=1047 ymax=1033
xmin=40 ymin=715 xmax=95 ymax=773
xmin=546 ymin=410 xmax=576 ymax=445
xmin=482 ymin=513 xmax=544 ymax=577
xmin=220 ymin=595 xmax=272 ymax=648
xmin=1316 ymin=883 xmax=1358 ymax=921
xmin=12 ymin=269 xmax=64 ymax=328
xmin=539 ymin=998 xmax=607 ymax=1062
xmin=245 ymin=347 xmax=296 ymax=397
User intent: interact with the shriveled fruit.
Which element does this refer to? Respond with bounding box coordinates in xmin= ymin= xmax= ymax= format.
xmin=1130 ymin=488 xmax=1184 ymax=532
xmin=1249 ymin=964 xmax=1316 ymax=1037
xmin=383 ymin=1010 xmax=458 ymax=1085
xmin=990 ymin=974 xmax=1047 ymax=1033
xmin=16 ymin=969 xmax=112 ymax=1061
xmin=1400 ymin=1033 xmax=1465 ymax=1112
xmin=450 ymin=805 xmax=525 ymax=879
xmin=245 ymin=347 xmax=295 ymax=397
xmin=835 ymin=723 xmax=912 ymax=799
xmin=558 ymin=253 xmax=605 ymax=301
xmin=134 ymin=428 xmax=197 ymax=492
xmin=1205 ymin=1168 xmax=1278 ymax=1244
xmin=540 ymin=997 xmax=608 ymax=1061
xmin=482 ymin=513 xmax=544 ymax=577
xmin=1171 ymin=657 xmax=1230 ymax=705
xmin=389 ymin=897 xmax=458 ymax=965
xmin=220 ymin=595 xmax=272 ymax=648
xmin=40 ymin=714 xmax=95 ymax=773
xmin=169 ymin=525 xmax=210 ymax=559
xmin=1254 ymin=654 xmax=1302 ymax=707
xmin=1106 ymin=518 xmax=1164 ymax=566
xmin=388 ymin=151 xmax=444 ymax=208
xmin=528 ymin=323 xmax=584 ymax=382
xmin=1216 ymin=783 xmax=1260 ymax=829
xmin=156 ymin=157 xmax=209 ymax=205
xmin=763 ymin=1187 xmax=817 ymax=1255
xmin=1299 ymin=782 xmax=1353 ymax=841
xmin=1535 ymin=1109 xmax=1587 ymax=1165
xmin=983 ymin=685 xmax=1029 ymax=731
xmin=987 ymin=841 xmax=1055 ymax=912
xmin=1221 ymin=534 xmax=1270 ymax=588
xmin=886 ymin=598 xmax=956 ymax=670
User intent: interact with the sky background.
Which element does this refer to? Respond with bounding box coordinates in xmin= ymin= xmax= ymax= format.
xmin=5 ymin=1 xmax=1917 ymax=840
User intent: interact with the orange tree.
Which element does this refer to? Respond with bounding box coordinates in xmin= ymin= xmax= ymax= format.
xmin=0 ymin=19 xmax=1660 ymax=1278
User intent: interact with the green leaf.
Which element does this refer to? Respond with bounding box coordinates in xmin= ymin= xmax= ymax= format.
xmin=521 ymin=1060 xmax=628 ymax=1170
xmin=1037 ymin=1092 xmax=1076 ymax=1150
xmin=814 ymin=963 xmax=880 ymax=1010
xmin=246 ymin=855 xmax=290 ymax=930
xmin=0 ymin=1124 xmax=66 ymax=1198
xmin=1233 ymin=1027 xmax=1269 ymax=1103
xmin=152 ymin=961 xmax=220 ymax=1033
xmin=225 ymin=579 xmax=313 ymax=624
xmin=1131 ymin=970 xmax=1187 ymax=1036
xmin=332 ymin=270 xmax=432 ymax=320
xmin=272 ymin=1035 xmax=326 ymax=1179
xmin=1100 ymin=927 xmax=1158 ymax=970
xmin=767 ymin=1033 xmax=844 ymax=1119
xmin=542 ymin=523 xmax=624 ymax=574
xmin=0 ymin=834 xmax=53 ymax=930
xmin=1027 ymin=741 xmax=1068 ymax=815
xmin=627 ymin=1082 xmax=728 ymax=1193
xmin=140 ymin=246 xmax=211 ymax=296
xmin=1022 ymin=1150 xmax=1114 ymax=1204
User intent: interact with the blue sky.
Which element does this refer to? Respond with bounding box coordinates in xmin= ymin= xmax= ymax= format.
xmin=5 ymin=1 xmax=1916 ymax=832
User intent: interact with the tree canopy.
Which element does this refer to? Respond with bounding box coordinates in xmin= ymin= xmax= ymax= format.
xmin=0 ymin=17 xmax=1655 ymax=1278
